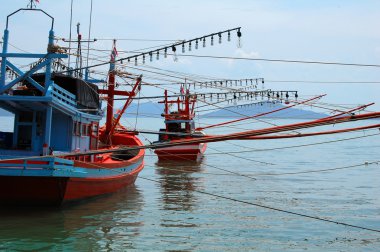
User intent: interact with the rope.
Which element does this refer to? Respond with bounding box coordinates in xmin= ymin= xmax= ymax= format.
xmin=139 ymin=176 xmax=380 ymax=233
xmin=207 ymin=146 xmax=275 ymax=165
xmin=197 ymin=95 xmax=324 ymax=131
xmin=170 ymin=53 xmax=380 ymax=68
xmin=217 ymin=131 xmax=380 ymax=154
xmin=252 ymin=161 xmax=380 ymax=176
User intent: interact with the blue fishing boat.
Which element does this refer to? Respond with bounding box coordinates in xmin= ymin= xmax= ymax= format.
xmin=0 ymin=5 xmax=144 ymax=206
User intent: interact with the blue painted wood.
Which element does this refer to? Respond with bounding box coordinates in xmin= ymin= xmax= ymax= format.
xmin=52 ymin=83 xmax=76 ymax=99
xmin=44 ymin=106 xmax=52 ymax=152
xmin=0 ymin=159 xmax=142 ymax=179
xmin=0 ymin=29 xmax=9 ymax=88
xmin=1 ymin=60 xmax=49 ymax=93
xmin=51 ymin=83 xmax=77 ymax=107
xmin=44 ymin=30 xmax=55 ymax=93
xmin=51 ymin=112 xmax=71 ymax=151
xmin=5 ymin=60 xmax=45 ymax=93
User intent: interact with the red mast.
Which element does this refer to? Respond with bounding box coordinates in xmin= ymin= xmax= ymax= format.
xmin=100 ymin=40 xmax=142 ymax=144
xmin=105 ymin=40 xmax=117 ymax=137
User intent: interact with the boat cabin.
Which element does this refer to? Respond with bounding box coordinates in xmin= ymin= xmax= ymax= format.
xmin=157 ymin=89 xmax=198 ymax=142
xmin=0 ymin=8 xmax=103 ymax=158
xmin=0 ymin=73 xmax=102 ymax=157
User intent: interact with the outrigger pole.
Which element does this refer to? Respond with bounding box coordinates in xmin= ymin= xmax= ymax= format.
xmin=41 ymin=110 xmax=380 ymax=158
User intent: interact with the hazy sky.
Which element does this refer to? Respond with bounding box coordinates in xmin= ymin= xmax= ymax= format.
xmin=1 ymin=0 xmax=379 ymax=110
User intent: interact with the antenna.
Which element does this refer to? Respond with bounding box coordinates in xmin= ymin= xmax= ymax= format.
xmin=27 ymin=0 xmax=38 ymax=9
xmin=85 ymin=0 xmax=93 ymax=80
xmin=75 ymin=22 xmax=82 ymax=78
xmin=67 ymin=0 xmax=74 ymax=73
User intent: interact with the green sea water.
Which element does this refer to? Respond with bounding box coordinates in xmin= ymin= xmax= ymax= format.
xmin=0 ymin=117 xmax=379 ymax=251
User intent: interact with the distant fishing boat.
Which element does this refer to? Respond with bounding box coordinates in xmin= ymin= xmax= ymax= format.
xmin=0 ymin=6 xmax=144 ymax=206
xmin=154 ymin=89 xmax=207 ymax=162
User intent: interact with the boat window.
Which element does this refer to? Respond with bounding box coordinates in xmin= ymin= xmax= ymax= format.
xmin=73 ymin=122 xmax=77 ymax=135
xmin=168 ymin=122 xmax=181 ymax=132
xmin=87 ymin=125 xmax=91 ymax=136
xmin=19 ymin=112 xmax=33 ymax=122
xmin=78 ymin=122 xmax=81 ymax=136
xmin=73 ymin=121 xmax=81 ymax=136
xmin=92 ymin=123 xmax=98 ymax=136
xmin=82 ymin=124 xmax=87 ymax=136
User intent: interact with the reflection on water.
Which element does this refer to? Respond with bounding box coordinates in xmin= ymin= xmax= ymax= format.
xmin=155 ymin=160 xmax=203 ymax=212
xmin=0 ymin=185 xmax=144 ymax=251
xmin=1 ymin=118 xmax=380 ymax=250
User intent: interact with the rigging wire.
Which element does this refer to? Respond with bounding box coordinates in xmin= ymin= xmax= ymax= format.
xmin=55 ymin=51 xmax=380 ymax=75
xmin=93 ymin=38 xmax=185 ymax=42
xmin=207 ymin=145 xmax=274 ymax=165
xmin=253 ymin=160 xmax=380 ymax=176
xmin=139 ymin=175 xmax=380 ymax=233
xmin=169 ymin=53 xmax=380 ymax=68
xmin=224 ymin=131 xmax=380 ymax=153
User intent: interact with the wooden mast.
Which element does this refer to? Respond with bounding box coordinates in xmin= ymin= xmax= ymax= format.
xmin=104 ymin=40 xmax=117 ymax=140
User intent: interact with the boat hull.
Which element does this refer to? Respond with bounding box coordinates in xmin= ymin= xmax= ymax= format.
xmin=0 ymin=134 xmax=145 ymax=206
xmin=0 ymin=159 xmax=144 ymax=206
xmin=155 ymin=143 xmax=207 ymax=162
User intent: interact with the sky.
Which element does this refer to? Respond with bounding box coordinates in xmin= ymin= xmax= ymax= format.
xmin=1 ymin=0 xmax=380 ymax=111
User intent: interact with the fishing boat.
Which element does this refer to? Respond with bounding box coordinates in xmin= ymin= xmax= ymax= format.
xmin=0 ymin=6 xmax=144 ymax=206
xmin=154 ymin=89 xmax=207 ymax=162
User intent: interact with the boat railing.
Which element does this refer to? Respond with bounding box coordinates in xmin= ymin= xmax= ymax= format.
xmin=0 ymin=156 xmax=73 ymax=170
xmin=51 ymin=83 xmax=77 ymax=108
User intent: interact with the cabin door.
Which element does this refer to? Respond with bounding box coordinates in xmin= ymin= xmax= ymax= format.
xmin=16 ymin=112 xmax=34 ymax=150
xmin=17 ymin=125 xmax=32 ymax=150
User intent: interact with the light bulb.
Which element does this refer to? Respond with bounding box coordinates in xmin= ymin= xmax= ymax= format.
xmin=218 ymin=33 xmax=222 ymax=44
xmin=237 ymin=38 xmax=242 ymax=48
xmin=211 ymin=36 xmax=214 ymax=46
xmin=172 ymin=46 xmax=178 ymax=62
xmin=202 ymin=37 xmax=206 ymax=47
xmin=237 ymin=29 xmax=242 ymax=48
xmin=189 ymin=42 xmax=192 ymax=51
xmin=195 ymin=40 xmax=198 ymax=49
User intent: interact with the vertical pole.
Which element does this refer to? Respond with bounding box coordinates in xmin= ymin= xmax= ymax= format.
xmin=44 ymin=30 xmax=54 ymax=94
xmin=85 ymin=0 xmax=93 ymax=80
xmin=164 ymin=90 xmax=168 ymax=132
xmin=31 ymin=111 xmax=36 ymax=151
xmin=0 ymin=29 xmax=9 ymax=89
xmin=164 ymin=90 xmax=168 ymax=115
xmin=43 ymin=106 xmax=52 ymax=155
xmin=67 ymin=0 xmax=74 ymax=72
xmin=185 ymin=90 xmax=190 ymax=117
xmin=105 ymin=57 xmax=115 ymax=139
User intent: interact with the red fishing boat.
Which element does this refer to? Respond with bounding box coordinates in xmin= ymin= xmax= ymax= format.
xmin=0 ymin=6 xmax=144 ymax=206
xmin=154 ymin=89 xmax=207 ymax=162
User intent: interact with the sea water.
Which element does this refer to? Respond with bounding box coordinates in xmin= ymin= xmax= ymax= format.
xmin=0 ymin=116 xmax=379 ymax=251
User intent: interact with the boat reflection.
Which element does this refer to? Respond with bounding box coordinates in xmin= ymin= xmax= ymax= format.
xmin=155 ymin=160 xmax=204 ymax=212
xmin=0 ymin=185 xmax=144 ymax=251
